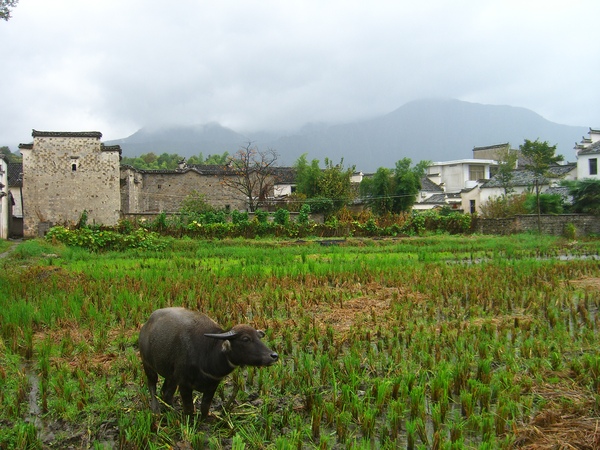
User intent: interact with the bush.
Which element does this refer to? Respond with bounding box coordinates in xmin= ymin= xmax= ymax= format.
xmin=45 ymin=226 xmax=167 ymax=252
xmin=274 ymin=209 xmax=290 ymax=226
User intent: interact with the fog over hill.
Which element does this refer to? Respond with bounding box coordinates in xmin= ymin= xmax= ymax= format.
xmin=108 ymin=99 xmax=588 ymax=172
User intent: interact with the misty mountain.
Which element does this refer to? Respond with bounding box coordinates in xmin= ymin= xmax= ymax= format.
xmin=108 ymin=99 xmax=588 ymax=172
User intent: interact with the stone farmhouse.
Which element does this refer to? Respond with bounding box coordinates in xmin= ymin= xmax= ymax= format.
xmin=2 ymin=128 xmax=597 ymax=239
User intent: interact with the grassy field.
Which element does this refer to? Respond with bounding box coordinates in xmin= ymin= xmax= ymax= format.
xmin=1 ymin=234 xmax=600 ymax=449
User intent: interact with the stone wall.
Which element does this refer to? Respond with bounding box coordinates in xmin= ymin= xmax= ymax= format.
xmin=19 ymin=131 xmax=121 ymax=237
xmin=474 ymin=214 xmax=600 ymax=237
xmin=120 ymin=167 xmax=249 ymax=213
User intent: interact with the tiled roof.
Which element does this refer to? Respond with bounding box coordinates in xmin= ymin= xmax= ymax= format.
xmin=482 ymin=163 xmax=576 ymax=188
xmin=8 ymin=162 xmax=23 ymax=187
xmin=420 ymin=176 xmax=444 ymax=192
xmin=577 ymin=140 xmax=600 ymax=156
xmin=421 ymin=193 xmax=447 ymax=204
xmin=101 ymin=144 xmax=122 ymax=154
xmin=31 ymin=130 xmax=102 ymax=139
xmin=473 ymin=143 xmax=509 ymax=152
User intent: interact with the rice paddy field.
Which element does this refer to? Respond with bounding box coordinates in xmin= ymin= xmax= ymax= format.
xmin=1 ymin=234 xmax=600 ymax=449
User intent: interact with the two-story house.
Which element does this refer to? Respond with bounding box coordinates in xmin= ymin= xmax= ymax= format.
xmin=575 ymin=128 xmax=600 ymax=180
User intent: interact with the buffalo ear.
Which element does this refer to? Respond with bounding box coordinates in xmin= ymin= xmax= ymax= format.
xmin=257 ymin=330 xmax=266 ymax=338
xmin=205 ymin=330 xmax=238 ymax=340
xmin=221 ymin=340 xmax=232 ymax=353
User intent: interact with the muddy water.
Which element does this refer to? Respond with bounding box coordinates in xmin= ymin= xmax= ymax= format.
xmin=23 ymin=361 xmax=47 ymax=440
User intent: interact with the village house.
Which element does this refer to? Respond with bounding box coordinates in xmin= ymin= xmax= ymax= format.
xmin=18 ymin=131 xmax=122 ymax=237
xmin=575 ymin=128 xmax=600 ymax=180
xmin=0 ymin=155 xmax=8 ymax=239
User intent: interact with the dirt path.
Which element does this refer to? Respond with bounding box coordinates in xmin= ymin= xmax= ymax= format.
xmin=0 ymin=239 xmax=22 ymax=258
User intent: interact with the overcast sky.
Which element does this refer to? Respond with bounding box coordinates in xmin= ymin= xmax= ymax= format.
xmin=1 ymin=0 xmax=599 ymax=150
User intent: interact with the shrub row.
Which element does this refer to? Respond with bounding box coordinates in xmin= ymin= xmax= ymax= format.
xmin=45 ymin=209 xmax=472 ymax=251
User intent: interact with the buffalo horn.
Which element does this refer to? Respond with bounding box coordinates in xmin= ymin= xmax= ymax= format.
xmin=204 ymin=330 xmax=238 ymax=340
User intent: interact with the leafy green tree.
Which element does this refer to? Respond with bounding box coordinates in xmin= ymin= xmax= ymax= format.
xmin=294 ymin=155 xmax=355 ymax=216
xmin=187 ymin=152 xmax=229 ymax=165
xmin=360 ymin=167 xmax=393 ymax=214
xmin=524 ymin=193 xmax=563 ymax=215
xmin=565 ymin=179 xmax=600 ymax=215
xmin=1 ymin=0 xmax=18 ymax=21
xmin=360 ymin=158 xmax=429 ymax=214
xmin=392 ymin=158 xmax=430 ymax=212
xmin=294 ymin=154 xmax=322 ymax=198
xmin=495 ymin=147 xmax=519 ymax=195
xmin=318 ymin=158 xmax=355 ymax=213
xmin=520 ymin=139 xmax=564 ymax=232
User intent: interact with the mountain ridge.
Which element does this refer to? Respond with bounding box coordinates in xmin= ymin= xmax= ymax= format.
xmin=107 ymin=99 xmax=588 ymax=172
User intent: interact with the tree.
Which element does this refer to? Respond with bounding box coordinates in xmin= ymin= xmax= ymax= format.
xmin=360 ymin=158 xmax=429 ymax=214
xmin=392 ymin=158 xmax=430 ymax=212
xmin=222 ymin=142 xmax=279 ymax=212
xmin=519 ymin=139 xmax=564 ymax=232
xmin=294 ymin=154 xmax=322 ymax=198
xmin=360 ymin=167 xmax=393 ymax=215
xmin=566 ymin=179 xmax=600 ymax=215
xmin=495 ymin=147 xmax=519 ymax=196
xmin=294 ymin=155 xmax=355 ymax=216
xmin=1 ymin=0 xmax=18 ymax=21
xmin=318 ymin=158 xmax=355 ymax=214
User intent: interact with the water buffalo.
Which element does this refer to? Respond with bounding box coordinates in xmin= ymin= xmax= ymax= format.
xmin=139 ymin=307 xmax=279 ymax=417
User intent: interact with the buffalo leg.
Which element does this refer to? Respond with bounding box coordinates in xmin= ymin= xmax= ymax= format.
xmin=199 ymin=387 xmax=218 ymax=419
xmin=161 ymin=377 xmax=178 ymax=408
xmin=143 ymin=364 xmax=160 ymax=413
xmin=179 ymin=386 xmax=195 ymax=415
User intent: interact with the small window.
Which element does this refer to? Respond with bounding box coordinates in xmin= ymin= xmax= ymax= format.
xmin=469 ymin=165 xmax=484 ymax=181
xmin=70 ymin=158 xmax=79 ymax=172
xmin=470 ymin=199 xmax=476 ymax=214
xmin=590 ymin=158 xmax=598 ymax=176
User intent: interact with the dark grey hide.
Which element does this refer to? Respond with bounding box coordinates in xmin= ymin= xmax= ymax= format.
xmin=139 ymin=307 xmax=279 ymax=417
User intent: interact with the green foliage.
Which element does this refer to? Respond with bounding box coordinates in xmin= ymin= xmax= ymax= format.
xmin=360 ymin=159 xmax=430 ymax=214
xmin=306 ymin=196 xmax=335 ymax=215
xmin=0 ymin=146 xmax=22 ymax=163
xmin=121 ymin=151 xmax=230 ymax=170
xmin=45 ymin=226 xmax=167 ymax=252
xmin=254 ymin=210 xmax=269 ymax=224
xmin=566 ymin=179 xmax=600 ymax=215
xmin=524 ymin=193 xmax=563 ymax=215
xmin=494 ymin=148 xmax=519 ymax=195
xmin=0 ymin=0 xmax=18 ymax=21
xmin=360 ymin=167 xmax=393 ymax=214
xmin=273 ymin=208 xmax=290 ymax=226
xmin=231 ymin=209 xmax=250 ymax=225
xmin=294 ymin=154 xmax=322 ymax=198
xmin=179 ymin=190 xmax=215 ymax=215
xmin=297 ymin=203 xmax=311 ymax=226
xmin=480 ymin=193 xmax=529 ymax=218
xmin=294 ymin=155 xmax=355 ymax=216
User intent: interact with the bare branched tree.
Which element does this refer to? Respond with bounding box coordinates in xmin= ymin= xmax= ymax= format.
xmin=222 ymin=143 xmax=279 ymax=212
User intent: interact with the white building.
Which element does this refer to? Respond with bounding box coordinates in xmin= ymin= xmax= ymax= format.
xmin=427 ymin=159 xmax=497 ymax=194
xmin=575 ymin=128 xmax=600 ymax=180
